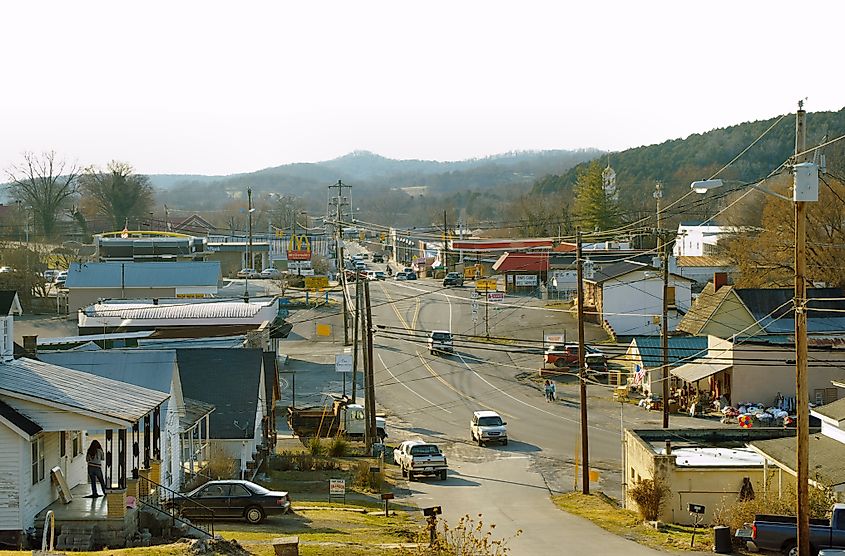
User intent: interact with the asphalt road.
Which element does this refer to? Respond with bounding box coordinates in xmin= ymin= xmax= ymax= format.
xmin=359 ymin=270 xmax=680 ymax=554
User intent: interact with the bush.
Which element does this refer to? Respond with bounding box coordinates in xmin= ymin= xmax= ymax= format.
xmin=270 ymin=451 xmax=342 ymax=472
xmin=307 ymin=437 xmax=325 ymax=457
xmin=714 ymin=482 xmax=836 ymax=534
xmin=206 ymin=445 xmax=238 ymax=480
xmin=629 ymin=477 xmax=670 ymax=521
xmin=403 ymin=513 xmax=521 ymax=555
xmin=327 ymin=436 xmax=349 ymax=457
xmin=351 ymin=460 xmax=384 ymax=492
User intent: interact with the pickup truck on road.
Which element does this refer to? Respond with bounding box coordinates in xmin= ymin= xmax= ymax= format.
xmin=738 ymin=503 xmax=845 ymax=555
xmin=393 ymin=440 xmax=448 ymax=481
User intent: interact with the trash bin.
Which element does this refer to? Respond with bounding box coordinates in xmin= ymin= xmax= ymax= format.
xmin=713 ymin=525 xmax=731 ymax=554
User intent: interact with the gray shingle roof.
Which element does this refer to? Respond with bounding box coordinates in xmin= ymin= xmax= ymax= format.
xmin=65 ymin=261 xmax=221 ymax=288
xmin=38 ymin=350 xmax=178 ymax=395
xmin=0 ymin=398 xmax=42 ymax=436
xmin=751 ymin=434 xmax=845 ymax=487
xmin=736 ymin=288 xmax=845 ymax=334
xmin=176 ymin=349 xmax=263 ymax=440
xmin=813 ymin=397 xmax=845 ymax=423
xmin=0 ymin=291 xmax=22 ymax=315
xmin=0 ymin=357 xmax=169 ymax=426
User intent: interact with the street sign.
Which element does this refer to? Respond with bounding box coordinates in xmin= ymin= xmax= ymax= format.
xmin=688 ymin=503 xmax=705 ymax=515
xmin=476 ymin=278 xmax=498 ymax=291
xmin=335 ymin=354 xmax=353 ymax=373
xmin=304 ymin=276 xmax=329 ymax=290
xmin=487 ymin=292 xmax=504 ymax=302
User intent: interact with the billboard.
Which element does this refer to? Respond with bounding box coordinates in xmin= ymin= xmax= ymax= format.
xmin=287 ymin=234 xmax=311 ymax=261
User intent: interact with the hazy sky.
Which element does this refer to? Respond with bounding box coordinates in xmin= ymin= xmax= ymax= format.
xmin=1 ymin=1 xmax=842 ymax=176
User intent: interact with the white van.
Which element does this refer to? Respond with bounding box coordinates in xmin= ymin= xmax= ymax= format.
xmin=427 ymin=330 xmax=454 ymax=355
xmin=365 ymin=270 xmax=378 ymax=281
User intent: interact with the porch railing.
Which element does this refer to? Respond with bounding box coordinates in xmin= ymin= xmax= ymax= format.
xmin=138 ymin=475 xmax=214 ymax=538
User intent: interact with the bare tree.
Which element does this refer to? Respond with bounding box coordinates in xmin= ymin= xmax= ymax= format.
xmin=6 ymin=151 xmax=79 ymax=239
xmin=78 ymin=161 xmax=154 ymax=229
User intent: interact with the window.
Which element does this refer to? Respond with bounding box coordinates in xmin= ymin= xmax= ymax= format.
xmin=60 ymin=431 xmax=67 ymax=457
xmin=31 ymin=437 xmax=45 ymax=485
xmin=230 ymin=484 xmax=251 ymax=497
xmin=71 ymin=431 xmax=82 ymax=458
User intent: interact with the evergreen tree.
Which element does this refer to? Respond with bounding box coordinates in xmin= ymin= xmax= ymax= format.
xmin=573 ymin=161 xmax=619 ymax=231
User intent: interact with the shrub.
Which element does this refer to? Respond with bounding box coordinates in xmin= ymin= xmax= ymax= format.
xmin=206 ymin=445 xmax=238 ymax=480
xmin=714 ymin=482 xmax=836 ymax=534
xmin=327 ymin=436 xmax=349 ymax=457
xmin=628 ymin=477 xmax=670 ymax=521
xmin=351 ymin=460 xmax=384 ymax=492
xmin=307 ymin=437 xmax=325 ymax=457
xmin=403 ymin=513 xmax=521 ymax=555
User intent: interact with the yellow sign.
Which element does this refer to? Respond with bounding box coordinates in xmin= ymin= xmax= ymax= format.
xmin=304 ymin=276 xmax=329 ymax=290
xmin=316 ymin=323 xmax=332 ymax=337
xmin=476 ymin=278 xmax=498 ymax=291
xmin=288 ymin=234 xmax=311 ymax=251
xmin=380 ymin=232 xmax=386 ymax=241
xmin=359 ymin=231 xmax=366 ymax=241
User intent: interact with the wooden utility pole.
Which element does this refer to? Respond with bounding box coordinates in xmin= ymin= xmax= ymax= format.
xmin=576 ymin=230 xmax=589 ymax=495
xmin=351 ymin=272 xmax=361 ymax=403
xmin=329 ymin=180 xmax=351 ymax=345
xmin=443 ymin=210 xmax=449 ymax=271
xmin=661 ymin=234 xmax=670 ymax=429
xmin=364 ymin=279 xmax=378 ymax=452
xmin=794 ymin=102 xmax=810 ymax=556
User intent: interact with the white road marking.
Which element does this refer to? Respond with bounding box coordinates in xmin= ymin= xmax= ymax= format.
xmin=376 ymin=352 xmax=452 ymax=414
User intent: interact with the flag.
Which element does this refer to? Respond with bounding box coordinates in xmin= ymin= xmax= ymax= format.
xmin=633 ymin=364 xmax=646 ymax=385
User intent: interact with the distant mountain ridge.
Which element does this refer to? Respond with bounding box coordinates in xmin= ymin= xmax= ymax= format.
xmin=148 ymin=148 xmax=603 ymax=193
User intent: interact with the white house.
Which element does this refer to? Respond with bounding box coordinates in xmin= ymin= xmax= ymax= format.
xmin=583 ymin=261 xmax=693 ymax=336
xmin=673 ymin=222 xmax=737 ymax=257
xmin=0 ymin=358 xmax=167 ymax=547
xmin=38 ymin=349 xmax=213 ymax=493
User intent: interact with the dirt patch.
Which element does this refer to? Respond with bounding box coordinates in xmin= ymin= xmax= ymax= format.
xmin=189 ymin=537 xmax=250 ymax=555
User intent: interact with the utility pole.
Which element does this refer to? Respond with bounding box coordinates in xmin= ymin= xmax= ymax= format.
xmin=364 ymin=279 xmax=377 ymax=452
xmin=794 ymin=102 xmax=810 ymax=556
xmin=443 ymin=210 xmax=449 ymax=272
xmin=244 ymin=187 xmax=253 ymax=302
xmin=576 ymin=230 xmax=589 ymax=495
xmin=329 ymin=180 xmax=352 ymax=345
xmin=351 ymin=272 xmax=361 ymax=404
xmin=661 ymin=233 xmax=670 ymax=429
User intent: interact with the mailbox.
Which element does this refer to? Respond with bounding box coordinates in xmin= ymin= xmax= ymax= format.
xmin=423 ymin=506 xmax=442 ymax=517
xmin=688 ymin=503 xmax=705 ymax=515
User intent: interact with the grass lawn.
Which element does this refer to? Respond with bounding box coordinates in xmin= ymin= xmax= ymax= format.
xmin=552 ymin=492 xmax=713 ymax=552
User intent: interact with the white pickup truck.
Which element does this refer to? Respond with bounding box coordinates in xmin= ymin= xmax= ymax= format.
xmin=393 ymin=440 xmax=448 ymax=481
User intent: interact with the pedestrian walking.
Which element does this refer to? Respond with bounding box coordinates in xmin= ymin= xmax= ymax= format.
xmin=549 ymin=380 xmax=556 ymax=402
xmin=544 ymin=380 xmax=552 ymax=402
xmin=85 ymin=440 xmax=107 ymax=498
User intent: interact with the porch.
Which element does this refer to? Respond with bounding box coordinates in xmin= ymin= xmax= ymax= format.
xmin=34 ymin=484 xmax=138 ymax=551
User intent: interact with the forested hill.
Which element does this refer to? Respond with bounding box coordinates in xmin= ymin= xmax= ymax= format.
xmin=532 ymin=108 xmax=845 ymax=209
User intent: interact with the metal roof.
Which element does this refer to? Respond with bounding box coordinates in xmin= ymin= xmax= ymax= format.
xmin=491 ymin=252 xmax=549 ymax=272
xmin=37 ymin=331 xmax=155 ymax=346
xmin=180 ymin=397 xmax=215 ymax=432
xmin=65 ymin=261 xmax=221 ymax=288
xmin=84 ymin=299 xmax=272 ymax=320
xmin=0 ymin=357 xmax=169 ymax=426
xmin=736 ymin=287 xmax=845 ymax=334
xmin=670 ymin=360 xmax=732 ymax=383
xmin=628 ymin=336 xmax=708 ymax=370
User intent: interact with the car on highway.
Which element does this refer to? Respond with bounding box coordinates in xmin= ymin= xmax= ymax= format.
xmin=405 ymin=271 xmax=417 ymax=280
xmin=374 ymin=271 xmax=386 ymax=280
xmin=237 ymin=268 xmax=261 ymax=279
xmin=470 ymin=410 xmax=508 ymax=446
xmin=169 ymin=479 xmax=291 ymax=524
xmin=260 ymin=268 xmax=282 ymax=279
xmin=543 ymin=344 xmax=607 ymax=369
xmin=372 ymin=253 xmax=384 ymax=263
xmin=394 ymin=272 xmax=408 ymax=281
xmin=427 ymin=330 xmax=454 ymax=355
xmin=442 ymin=272 xmax=464 ymax=287
xmin=393 ymin=440 xmax=447 ymax=481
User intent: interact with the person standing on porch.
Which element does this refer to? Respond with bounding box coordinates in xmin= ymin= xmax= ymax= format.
xmin=85 ymin=440 xmax=107 ymax=498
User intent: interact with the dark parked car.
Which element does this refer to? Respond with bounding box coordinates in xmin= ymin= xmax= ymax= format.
xmin=171 ymin=480 xmax=290 ymax=524
xmin=443 ymin=272 xmax=464 ymax=287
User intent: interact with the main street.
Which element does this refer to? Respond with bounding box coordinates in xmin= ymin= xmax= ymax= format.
xmin=351 ymin=259 xmax=711 ymax=555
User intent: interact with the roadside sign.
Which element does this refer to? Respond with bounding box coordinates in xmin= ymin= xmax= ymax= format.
xmin=330 ymin=479 xmax=345 ymax=496
xmin=688 ymin=503 xmax=705 ymax=514
xmin=476 ymin=278 xmax=498 ymax=291
xmin=544 ymin=333 xmax=566 ymax=345
xmin=487 ymin=292 xmax=504 ymax=302
xmin=335 ymin=354 xmax=353 ymax=373
xmin=316 ymin=323 xmax=332 ymax=337
xmin=304 ymin=276 xmax=329 ymax=290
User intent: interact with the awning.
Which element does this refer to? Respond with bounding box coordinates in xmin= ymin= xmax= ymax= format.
xmin=670 ymin=360 xmax=731 ymax=383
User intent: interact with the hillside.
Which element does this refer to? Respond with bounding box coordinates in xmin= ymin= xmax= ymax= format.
xmin=531 ymin=108 xmax=845 ymax=210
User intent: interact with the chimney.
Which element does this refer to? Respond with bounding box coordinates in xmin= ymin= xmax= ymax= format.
xmin=664 ymin=440 xmax=672 ymax=456
xmin=152 ymin=298 xmax=159 ymax=305
xmin=713 ymin=272 xmax=728 ymax=291
xmin=23 ymin=335 xmax=37 ymax=358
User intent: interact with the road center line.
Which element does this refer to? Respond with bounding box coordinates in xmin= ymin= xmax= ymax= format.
xmin=376 ymin=352 xmax=452 ymax=414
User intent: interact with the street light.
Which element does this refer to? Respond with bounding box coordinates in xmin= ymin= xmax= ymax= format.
xmin=691 ymin=105 xmax=817 ymax=556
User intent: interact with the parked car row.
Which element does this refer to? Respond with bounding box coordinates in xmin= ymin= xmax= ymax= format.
xmin=236 ymin=268 xmax=283 ymax=279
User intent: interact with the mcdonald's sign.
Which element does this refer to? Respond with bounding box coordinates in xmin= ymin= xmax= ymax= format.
xmin=287 ymin=234 xmax=311 ymax=261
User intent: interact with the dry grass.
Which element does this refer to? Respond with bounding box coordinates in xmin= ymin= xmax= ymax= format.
xmin=552 ymin=492 xmax=712 ymax=552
